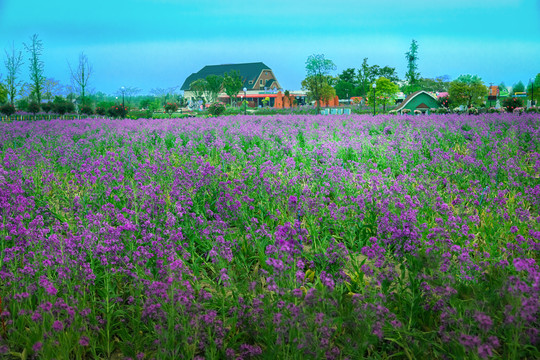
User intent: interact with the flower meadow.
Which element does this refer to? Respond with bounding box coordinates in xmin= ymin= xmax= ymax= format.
xmin=0 ymin=113 xmax=539 ymax=360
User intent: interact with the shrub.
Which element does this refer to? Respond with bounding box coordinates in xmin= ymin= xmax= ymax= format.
xmin=163 ymin=102 xmax=179 ymax=116
xmin=95 ymin=106 xmax=107 ymax=116
xmin=41 ymin=102 xmax=53 ymax=113
xmin=0 ymin=103 xmax=16 ymax=117
xmin=513 ymin=107 xmax=524 ymax=115
xmin=503 ymin=97 xmax=523 ymax=112
xmin=402 ymin=109 xmax=411 ymax=114
xmin=467 ymin=107 xmax=479 ymax=115
xmin=79 ymin=104 xmax=94 ymax=115
xmin=127 ymin=109 xmax=152 ymax=119
xmin=28 ymin=101 xmax=40 ymax=115
xmin=388 ymin=110 xmax=397 ymax=115
xmin=208 ymin=102 xmax=226 ymax=117
xmin=53 ymin=97 xmax=75 ymax=115
xmin=108 ymin=105 xmax=129 ymax=119
xmin=525 ymin=106 xmax=538 ymax=113
xmin=436 ymin=108 xmax=449 ymax=114
xmin=437 ymin=96 xmax=449 ymax=108
xmin=413 ymin=109 xmax=422 ymax=115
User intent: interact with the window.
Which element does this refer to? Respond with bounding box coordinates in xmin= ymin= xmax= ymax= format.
xmin=265 ymin=72 xmax=268 ymax=75
xmin=248 ymin=80 xmax=253 ymax=84
xmin=260 ymin=79 xmax=264 ymax=86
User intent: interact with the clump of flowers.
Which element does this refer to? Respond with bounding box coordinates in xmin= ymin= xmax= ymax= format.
xmin=163 ymin=102 xmax=178 ymax=116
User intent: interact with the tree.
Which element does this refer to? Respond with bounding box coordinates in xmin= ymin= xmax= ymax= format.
xmin=527 ymin=73 xmax=540 ymax=104
xmin=222 ymin=70 xmax=243 ymax=106
xmin=69 ymin=52 xmax=92 ymax=105
xmin=334 ymin=80 xmax=356 ymax=100
xmin=417 ymin=77 xmax=450 ymax=92
xmin=24 ymin=34 xmax=45 ymax=104
xmin=303 ymin=54 xmax=336 ymax=113
xmin=189 ymin=78 xmax=208 ymax=104
xmin=338 ymin=68 xmax=356 ymax=84
xmin=205 ymin=74 xmax=223 ymax=103
xmin=0 ymin=81 xmax=7 ymax=104
xmin=4 ymin=43 xmax=24 ymax=106
xmin=368 ymin=77 xmax=399 ymax=112
xmin=448 ymin=74 xmax=488 ymax=108
xmin=512 ymin=80 xmax=525 ymax=94
xmin=404 ymin=39 xmax=420 ymax=94
xmin=378 ymin=66 xmax=399 ymax=83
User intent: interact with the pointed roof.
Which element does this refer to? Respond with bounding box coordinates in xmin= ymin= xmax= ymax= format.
xmin=180 ymin=62 xmax=273 ymax=90
xmin=395 ymin=90 xmax=438 ymax=111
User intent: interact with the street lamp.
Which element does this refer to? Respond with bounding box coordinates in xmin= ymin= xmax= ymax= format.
xmin=372 ymin=83 xmax=377 ymax=116
xmin=530 ymin=79 xmax=535 ymax=107
xmin=121 ymin=86 xmax=125 ymax=108
xmin=243 ymin=87 xmax=247 ymax=115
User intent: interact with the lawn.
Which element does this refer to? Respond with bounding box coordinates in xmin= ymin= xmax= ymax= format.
xmin=0 ymin=113 xmax=539 ymax=359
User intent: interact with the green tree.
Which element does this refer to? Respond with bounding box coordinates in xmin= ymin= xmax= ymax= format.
xmin=338 ymin=68 xmax=356 ymax=84
xmin=4 ymin=43 xmax=24 ymax=106
xmin=302 ymin=54 xmax=336 ymax=113
xmin=190 ymin=78 xmax=208 ymax=103
xmin=512 ymin=80 xmax=525 ymax=94
xmin=367 ymin=77 xmax=399 ymax=112
xmin=42 ymin=78 xmax=64 ymax=102
xmin=526 ymin=73 xmax=540 ymax=105
xmin=205 ymin=74 xmax=223 ymax=103
xmin=448 ymin=74 xmax=488 ymax=108
xmin=378 ymin=66 xmax=399 ymax=83
xmin=223 ymin=70 xmax=243 ymax=106
xmin=24 ymin=34 xmax=45 ymax=104
xmin=418 ymin=77 xmax=450 ymax=92
xmin=334 ymin=80 xmax=355 ymax=100
xmin=404 ymin=39 xmax=420 ymax=94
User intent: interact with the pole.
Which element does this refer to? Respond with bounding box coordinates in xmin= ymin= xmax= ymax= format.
xmin=372 ymin=85 xmax=376 ymax=116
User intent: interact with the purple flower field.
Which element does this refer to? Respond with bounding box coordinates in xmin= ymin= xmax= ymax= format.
xmin=0 ymin=113 xmax=539 ymax=359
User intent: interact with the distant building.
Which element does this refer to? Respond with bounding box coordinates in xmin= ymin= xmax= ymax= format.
xmin=181 ymin=62 xmax=282 ymax=104
xmin=395 ymin=90 xmax=440 ymax=114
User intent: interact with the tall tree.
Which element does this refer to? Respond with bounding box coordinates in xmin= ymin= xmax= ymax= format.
xmin=189 ymin=78 xmax=208 ymax=103
xmin=4 ymin=43 xmax=24 ymax=106
xmin=222 ymin=71 xmax=243 ymax=106
xmin=0 ymin=80 xmax=7 ymax=104
xmin=24 ymin=34 xmax=45 ymax=104
xmin=448 ymin=74 xmax=488 ymax=108
xmin=404 ymin=39 xmax=420 ymax=94
xmin=42 ymin=78 xmax=64 ymax=101
xmin=69 ymin=52 xmax=92 ymax=105
xmin=302 ymin=54 xmax=336 ymax=113
xmin=205 ymin=74 xmax=223 ymax=103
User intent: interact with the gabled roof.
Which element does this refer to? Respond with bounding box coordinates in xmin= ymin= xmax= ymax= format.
xmin=395 ymin=90 xmax=438 ymax=111
xmin=180 ymin=62 xmax=272 ymax=90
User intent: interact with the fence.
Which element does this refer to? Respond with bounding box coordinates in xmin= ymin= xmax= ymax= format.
xmin=0 ymin=114 xmax=110 ymax=122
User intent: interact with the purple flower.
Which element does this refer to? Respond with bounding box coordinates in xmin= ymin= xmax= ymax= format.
xmin=52 ymin=320 xmax=64 ymax=332
xmin=79 ymin=336 xmax=90 ymax=346
xmin=32 ymin=342 xmax=43 ymax=352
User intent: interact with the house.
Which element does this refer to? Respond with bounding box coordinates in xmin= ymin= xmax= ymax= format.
xmin=181 ymin=62 xmax=282 ymax=103
xmin=395 ymin=91 xmax=440 ymax=114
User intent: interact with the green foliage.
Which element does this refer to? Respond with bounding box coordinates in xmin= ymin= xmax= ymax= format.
xmin=189 ymin=78 xmax=208 ymax=103
xmin=302 ymin=54 xmax=336 ymax=112
xmin=41 ymin=102 xmax=53 ymax=113
xmin=512 ymin=80 xmax=525 ymax=93
xmin=437 ymin=95 xmax=449 ymax=108
xmin=368 ymin=77 xmax=399 ymax=111
xmin=53 ymin=96 xmax=75 ymax=115
xmin=526 ymin=73 xmax=540 ymax=104
xmin=95 ymin=106 xmax=107 ymax=116
xmin=127 ymin=109 xmax=152 ymax=119
xmin=502 ymin=97 xmax=523 ymax=112
xmin=448 ymin=75 xmax=488 ymax=107
xmin=0 ymin=103 xmax=15 ymax=116
xmin=334 ymin=80 xmax=356 ymax=99
xmin=28 ymin=101 xmax=40 ymax=114
xmin=223 ymin=70 xmax=243 ymax=105
xmin=207 ymin=102 xmax=226 ymax=116
xmin=205 ymin=75 xmax=223 ymax=103
xmin=0 ymin=82 xmax=7 ymax=104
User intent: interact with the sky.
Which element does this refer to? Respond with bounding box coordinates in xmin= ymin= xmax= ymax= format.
xmin=1 ymin=0 xmax=539 ymax=95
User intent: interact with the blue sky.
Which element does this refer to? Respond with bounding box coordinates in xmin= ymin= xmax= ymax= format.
xmin=1 ymin=0 xmax=539 ymax=95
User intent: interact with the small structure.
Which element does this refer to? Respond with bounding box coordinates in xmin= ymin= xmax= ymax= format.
xmin=395 ymin=91 xmax=440 ymax=114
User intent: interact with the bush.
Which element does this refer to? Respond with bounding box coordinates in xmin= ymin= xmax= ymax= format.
xmin=402 ymin=109 xmax=411 ymax=114
xmin=208 ymin=102 xmax=226 ymax=117
xmin=437 ymin=96 xmax=449 ymax=108
xmin=513 ymin=107 xmax=524 ymax=115
xmin=127 ymin=109 xmax=152 ymax=119
xmin=163 ymin=102 xmax=179 ymax=116
xmin=28 ymin=101 xmax=40 ymax=115
xmin=79 ymin=104 xmax=94 ymax=115
xmin=436 ymin=108 xmax=449 ymax=114
xmin=53 ymin=97 xmax=75 ymax=115
xmin=0 ymin=103 xmax=16 ymax=117
xmin=525 ymin=106 xmax=538 ymax=113
xmin=108 ymin=105 xmax=128 ymax=119
xmin=95 ymin=106 xmax=107 ymax=116
xmin=503 ymin=97 xmax=523 ymax=112
xmin=467 ymin=107 xmax=479 ymax=115
xmin=388 ymin=110 xmax=397 ymax=115
xmin=41 ymin=102 xmax=53 ymax=113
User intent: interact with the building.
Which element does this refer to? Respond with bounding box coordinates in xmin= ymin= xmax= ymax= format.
xmin=181 ymin=62 xmax=282 ymax=105
xmin=395 ymin=90 xmax=440 ymax=114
